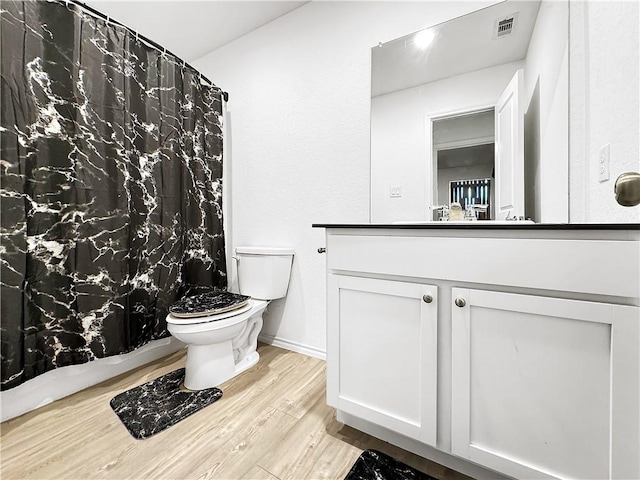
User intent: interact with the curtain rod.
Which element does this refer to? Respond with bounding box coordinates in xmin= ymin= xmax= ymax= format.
xmin=64 ymin=0 xmax=229 ymax=102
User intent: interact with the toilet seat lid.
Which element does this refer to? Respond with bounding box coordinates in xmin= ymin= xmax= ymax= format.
xmin=166 ymin=301 xmax=253 ymax=325
xmin=169 ymin=291 xmax=250 ymax=318
xmin=170 ymin=299 xmax=249 ymax=318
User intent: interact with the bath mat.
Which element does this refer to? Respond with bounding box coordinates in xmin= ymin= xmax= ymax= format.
xmin=344 ymin=450 xmax=437 ymax=480
xmin=169 ymin=291 xmax=250 ymax=318
xmin=110 ymin=368 xmax=222 ymax=439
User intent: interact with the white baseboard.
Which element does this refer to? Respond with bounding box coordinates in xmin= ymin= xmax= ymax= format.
xmin=258 ymin=333 xmax=326 ymax=361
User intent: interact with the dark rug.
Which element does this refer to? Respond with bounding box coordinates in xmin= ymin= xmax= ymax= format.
xmin=344 ymin=450 xmax=438 ymax=480
xmin=110 ymin=368 xmax=223 ymax=439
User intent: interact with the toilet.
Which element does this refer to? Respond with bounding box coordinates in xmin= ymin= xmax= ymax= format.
xmin=167 ymin=246 xmax=294 ymax=390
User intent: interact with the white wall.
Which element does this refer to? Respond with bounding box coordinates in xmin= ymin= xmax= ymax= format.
xmin=370 ymin=61 xmax=522 ymax=223
xmin=570 ymin=1 xmax=640 ymax=223
xmin=193 ymin=1 xmax=497 ymax=356
xmin=523 ymin=0 xmax=569 ymax=223
xmin=433 ymin=110 xmax=495 ymax=146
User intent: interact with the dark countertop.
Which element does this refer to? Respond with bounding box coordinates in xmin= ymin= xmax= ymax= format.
xmin=312 ymin=223 xmax=640 ymax=230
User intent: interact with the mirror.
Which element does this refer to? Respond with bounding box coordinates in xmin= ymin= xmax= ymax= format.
xmin=371 ymin=0 xmax=640 ymax=224
xmin=370 ymin=1 xmax=569 ymax=223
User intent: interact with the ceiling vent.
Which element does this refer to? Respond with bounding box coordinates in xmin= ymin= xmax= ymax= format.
xmin=494 ymin=12 xmax=518 ymax=39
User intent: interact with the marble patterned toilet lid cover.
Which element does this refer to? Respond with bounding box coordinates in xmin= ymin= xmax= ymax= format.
xmin=169 ymin=291 xmax=251 ymax=318
xmin=167 ymin=302 xmax=253 ymax=324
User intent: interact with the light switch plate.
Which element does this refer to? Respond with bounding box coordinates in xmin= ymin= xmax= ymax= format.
xmin=598 ymin=144 xmax=610 ymax=182
xmin=389 ymin=185 xmax=402 ymax=198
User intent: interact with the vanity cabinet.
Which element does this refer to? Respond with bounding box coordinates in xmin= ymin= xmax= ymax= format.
xmin=319 ymin=226 xmax=640 ymax=480
xmin=451 ymin=288 xmax=639 ymax=479
xmin=327 ymin=275 xmax=438 ymax=446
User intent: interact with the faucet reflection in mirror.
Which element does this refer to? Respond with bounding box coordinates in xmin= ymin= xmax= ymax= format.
xmin=450 ymin=179 xmax=490 ymax=217
xmin=430 ymin=202 xmax=489 ymax=223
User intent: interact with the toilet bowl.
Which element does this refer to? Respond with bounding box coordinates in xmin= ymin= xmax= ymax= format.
xmin=167 ymin=246 xmax=294 ymax=390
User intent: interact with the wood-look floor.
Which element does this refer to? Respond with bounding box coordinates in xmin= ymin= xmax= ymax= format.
xmin=1 ymin=344 xmax=470 ymax=480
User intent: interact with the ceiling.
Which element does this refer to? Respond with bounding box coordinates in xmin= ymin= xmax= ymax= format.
xmin=371 ymin=0 xmax=541 ymax=97
xmin=84 ymin=1 xmax=309 ymax=62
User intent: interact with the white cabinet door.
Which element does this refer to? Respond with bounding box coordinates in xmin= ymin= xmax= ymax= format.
xmin=327 ymin=275 xmax=438 ymax=446
xmin=451 ymin=288 xmax=639 ymax=480
xmin=495 ymin=69 xmax=525 ymax=220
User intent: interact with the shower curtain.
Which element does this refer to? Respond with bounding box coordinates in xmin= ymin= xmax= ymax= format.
xmin=0 ymin=1 xmax=227 ymax=390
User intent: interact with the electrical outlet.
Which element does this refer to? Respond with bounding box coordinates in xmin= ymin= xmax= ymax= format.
xmin=598 ymin=144 xmax=610 ymax=182
xmin=389 ymin=185 xmax=402 ymax=198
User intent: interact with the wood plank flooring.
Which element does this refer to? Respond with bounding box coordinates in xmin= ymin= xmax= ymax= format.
xmin=1 ymin=344 xmax=470 ymax=480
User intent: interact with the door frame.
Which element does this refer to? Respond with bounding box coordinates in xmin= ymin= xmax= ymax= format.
xmin=494 ymin=69 xmax=525 ymax=220
xmin=424 ymin=105 xmax=495 ymax=216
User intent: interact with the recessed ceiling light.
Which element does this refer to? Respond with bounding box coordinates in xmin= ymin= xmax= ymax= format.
xmin=413 ymin=29 xmax=435 ymax=50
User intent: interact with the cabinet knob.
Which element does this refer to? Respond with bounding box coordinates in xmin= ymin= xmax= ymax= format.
xmin=317 ymin=247 xmax=326 ymax=254
xmin=422 ymin=294 xmax=433 ymax=304
xmin=454 ymin=297 xmax=466 ymax=308
xmin=615 ymin=172 xmax=640 ymax=206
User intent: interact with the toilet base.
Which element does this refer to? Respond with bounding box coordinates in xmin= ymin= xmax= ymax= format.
xmin=235 ymin=351 xmax=260 ymax=376
xmin=183 ymin=345 xmax=260 ymax=390
xmin=180 ymin=307 xmax=266 ymax=391
xmin=184 ymin=341 xmax=233 ymax=390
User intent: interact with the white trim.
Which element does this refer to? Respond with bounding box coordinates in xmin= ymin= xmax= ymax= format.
xmin=435 ymin=136 xmax=494 ymax=151
xmin=429 ymin=105 xmax=496 ymax=123
xmin=258 ymin=333 xmax=326 ymax=361
xmin=1 ymin=337 xmax=185 ymax=422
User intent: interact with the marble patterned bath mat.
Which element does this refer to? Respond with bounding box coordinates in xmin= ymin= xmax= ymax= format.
xmin=110 ymin=368 xmax=222 ymax=439
xmin=344 ymin=450 xmax=437 ymax=480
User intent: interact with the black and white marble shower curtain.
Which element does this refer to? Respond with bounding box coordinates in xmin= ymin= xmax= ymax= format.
xmin=0 ymin=1 xmax=227 ymax=390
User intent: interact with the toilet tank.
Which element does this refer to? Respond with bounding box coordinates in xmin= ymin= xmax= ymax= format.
xmin=235 ymin=246 xmax=294 ymax=300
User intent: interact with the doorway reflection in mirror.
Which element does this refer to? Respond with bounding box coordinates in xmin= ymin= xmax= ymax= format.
xmin=432 ymin=110 xmax=495 ymax=220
